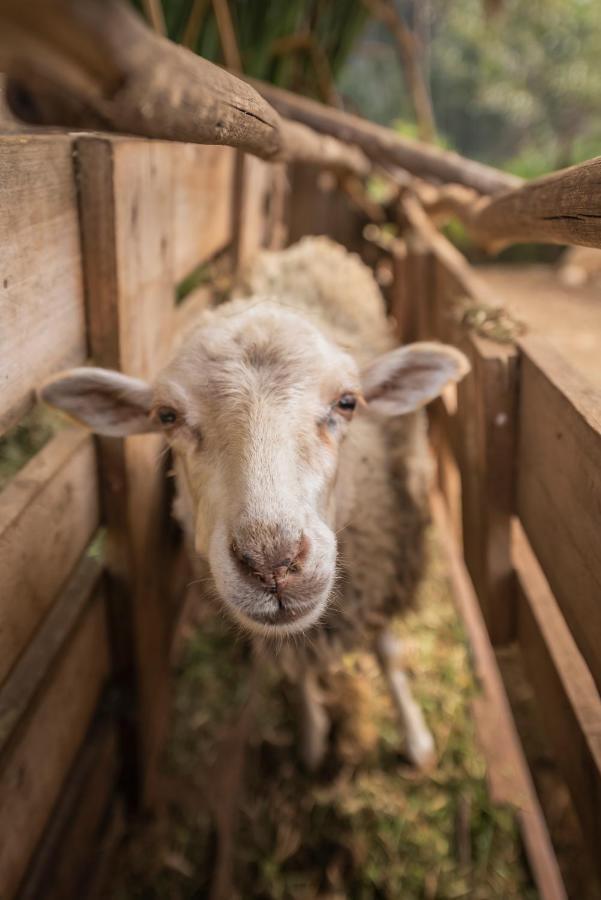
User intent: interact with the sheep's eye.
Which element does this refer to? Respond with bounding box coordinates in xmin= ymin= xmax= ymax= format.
xmin=158 ymin=406 xmax=178 ymax=426
xmin=337 ymin=394 xmax=357 ymax=413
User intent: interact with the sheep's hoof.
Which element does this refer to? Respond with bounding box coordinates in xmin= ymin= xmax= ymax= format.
xmin=405 ymin=726 xmax=436 ymax=772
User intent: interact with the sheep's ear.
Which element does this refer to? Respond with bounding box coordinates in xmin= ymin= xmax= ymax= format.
xmin=39 ymin=367 xmax=157 ymax=437
xmin=361 ymin=342 xmax=470 ymax=417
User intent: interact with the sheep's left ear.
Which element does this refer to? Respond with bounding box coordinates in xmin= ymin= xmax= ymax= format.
xmin=361 ymin=342 xmax=470 ymax=417
xmin=39 ymin=367 xmax=158 ymax=436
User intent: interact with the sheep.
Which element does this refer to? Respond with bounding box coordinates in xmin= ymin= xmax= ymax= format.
xmin=40 ymin=237 xmax=469 ymax=771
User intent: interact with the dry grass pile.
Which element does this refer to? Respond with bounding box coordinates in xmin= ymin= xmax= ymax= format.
xmin=107 ymin=533 xmax=537 ymax=900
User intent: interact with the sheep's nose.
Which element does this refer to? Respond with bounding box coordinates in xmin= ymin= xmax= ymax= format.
xmin=230 ymin=531 xmax=308 ymax=592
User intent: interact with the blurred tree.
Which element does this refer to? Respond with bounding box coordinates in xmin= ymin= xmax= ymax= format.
xmin=339 ymin=0 xmax=601 ymax=171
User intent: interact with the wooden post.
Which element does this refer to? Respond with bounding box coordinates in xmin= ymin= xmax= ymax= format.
xmin=436 ymin=263 xmax=519 ymax=644
xmin=75 ymin=135 xmax=176 ymax=808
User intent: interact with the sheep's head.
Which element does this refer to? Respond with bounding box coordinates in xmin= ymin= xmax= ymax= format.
xmin=40 ymin=302 xmax=468 ymax=637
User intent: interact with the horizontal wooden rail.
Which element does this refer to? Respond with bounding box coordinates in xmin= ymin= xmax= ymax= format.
xmin=0 ymin=550 xmax=102 ymax=756
xmin=517 ymin=335 xmax=601 ymax=694
xmin=409 ymin=157 xmax=601 ymax=252
xmin=252 ymin=78 xmax=519 ymax=195
xmin=0 ymin=428 xmax=99 ymax=685
xmin=513 ymin=521 xmax=601 ymax=881
xmin=431 ymin=492 xmax=567 ymax=900
xmin=0 ymin=0 xmax=368 ymax=177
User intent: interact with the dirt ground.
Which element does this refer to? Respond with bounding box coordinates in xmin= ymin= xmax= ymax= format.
xmin=105 ymin=531 xmax=537 ymax=900
xmin=478 ymin=264 xmax=601 ymax=387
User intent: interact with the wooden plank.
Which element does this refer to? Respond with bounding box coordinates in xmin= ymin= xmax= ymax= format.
xmin=0 ymin=135 xmax=86 ymax=434
xmin=0 ymin=590 xmax=110 ymax=900
xmin=0 ymin=552 xmax=102 ymax=754
xmin=513 ymin=521 xmax=601 ymax=881
xmin=76 ymin=135 xmax=176 ymax=807
xmin=431 ymin=492 xmax=567 ymax=900
xmin=426 ymin=261 xmax=518 ymax=644
xmin=252 ymin=78 xmax=521 ymax=195
xmin=0 ymin=429 xmax=99 ymax=685
xmin=286 ymin=164 xmax=365 ymax=251
xmin=517 ymin=335 xmax=601 ymax=693
xmin=231 ymin=151 xmax=270 ymax=270
xmin=17 ymin=717 xmax=120 ymax=900
xmin=172 ymin=143 xmax=235 ymax=281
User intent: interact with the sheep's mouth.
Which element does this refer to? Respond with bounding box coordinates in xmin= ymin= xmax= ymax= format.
xmin=226 ymin=593 xmax=328 ymax=637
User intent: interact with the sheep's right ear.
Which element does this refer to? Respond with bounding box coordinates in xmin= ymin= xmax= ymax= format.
xmin=39 ymin=367 xmax=158 ymax=437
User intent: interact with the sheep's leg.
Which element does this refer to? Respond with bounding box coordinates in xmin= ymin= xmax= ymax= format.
xmin=300 ymin=668 xmax=330 ymax=772
xmin=375 ymin=630 xmax=436 ymax=771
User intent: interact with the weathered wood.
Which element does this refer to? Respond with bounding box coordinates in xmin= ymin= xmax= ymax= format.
xmin=0 ymin=590 xmax=109 ymax=900
xmin=171 ymin=143 xmax=235 ymax=281
xmin=0 ymin=1 xmax=368 ymax=177
xmin=0 ymin=546 xmax=102 ymax=755
xmin=513 ymin=521 xmax=601 ymax=881
xmin=401 ymin=157 xmax=601 ymax=252
xmin=467 ymin=156 xmax=601 ymax=251
xmin=287 ymin=164 xmax=366 ymax=251
xmin=431 ymin=492 xmax=567 ymax=900
xmin=76 ymin=135 xmax=175 ymax=807
xmin=17 ymin=717 xmax=120 ymax=900
xmin=252 ymin=78 xmax=521 ymax=195
xmin=231 ymin=151 xmax=270 ymax=269
xmin=0 ymin=429 xmax=99 ymax=686
xmin=408 ymin=246 xmax=518 ymax=644
xmin=0 ymin=0 xmax=280 ymax=158
xmin=0 ymin=135 xmax=86 ymax=435
xmin=517 ymin=335 xmax=601 ymax=693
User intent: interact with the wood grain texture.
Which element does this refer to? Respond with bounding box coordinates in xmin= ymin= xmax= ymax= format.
xmin=0 ymin=0 xmax=281 ymax=158
xmin=0 ymin=429 xmax=99 ymax=686
xmin=471 ymin=156 xmax=601 ymax=251
xmin=76 ymin=135 xmax=175 ymax=807
xmin=513 ymin=521 xmax=601 ymax=881
xmin=0 ymin=135 xmax=86 ymax=434
xmin=416 ymin=256 xmax=518 ymax=644
xmin=172 ymin=143 xmax=235 ymax=281
xmin=0 ymin=591 xmax=109 ymax=900
xmin=432 ymin=492 xmax=567 ymax=900
xmin=517 ymin=335 xmax=601 ymax=693
xmin=231 ymin=151 xmax=270 ymax=270
xmin=17 ymin=718 xmax=120 ymax=900
xmin=0 ymin=552 xmax=102 ymax=756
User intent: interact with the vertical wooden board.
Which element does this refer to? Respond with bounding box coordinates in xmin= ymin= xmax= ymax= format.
xmin=0 ymin=136 xmax=86 ymax=434
xmin=231 ymin=151 xmax=271 ymax=269
xmin=513 ymin=523 xmax=601 ymax=878
xmin=434 ymin=265 xmax=518 ymax=644
xmin=171 ymin=143 xmax=235 ymax=281
xmin=286 ymin=163 xmax=364 ymax=250
xmin=0 ymin=594 xmax=109 ymax=900
xmin=76 ymin=136 xmax=176 ymax=806
xmin=0 ymin=430 xmax=99 ymax=685
xmin=517 ymin=335 xmax=601 ymax=693
xmin=432 ymin=493 xmax=567 ymax=900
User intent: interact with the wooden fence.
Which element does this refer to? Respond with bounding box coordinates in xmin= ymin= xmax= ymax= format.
xmin=0 ymin=133 xmax=281 ymax=899
xmin=1 ymin=131 xmax=600 ymax=900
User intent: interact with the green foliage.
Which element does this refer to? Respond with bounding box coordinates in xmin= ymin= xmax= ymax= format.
xmin=149 ymin=0 xmax=369 ymax=96
xmin=339 ymin=0 xmax=601 ymax=173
